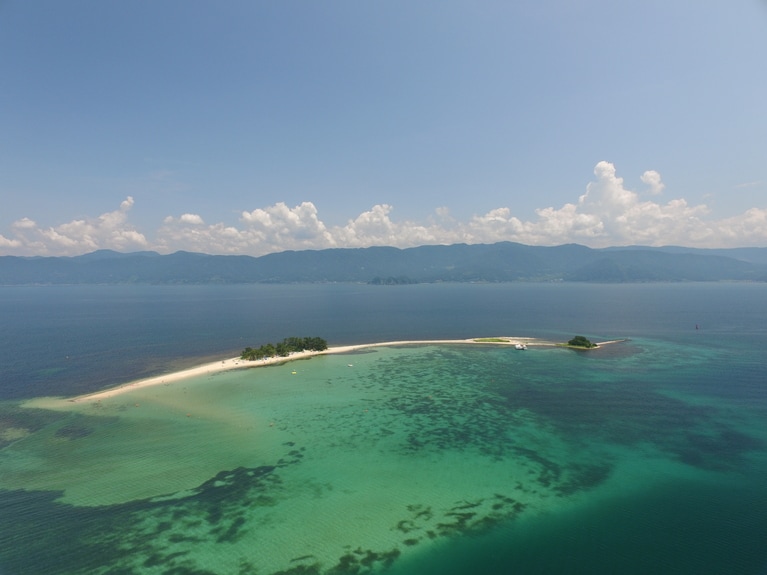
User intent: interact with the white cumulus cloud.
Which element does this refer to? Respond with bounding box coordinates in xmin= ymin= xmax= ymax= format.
xmin=640 ymin=170 xmax=665 ymax=195
xmin=2 ymin=163 xmax=766 ymax=256
xmin=180 ymin=214 xmax=205 ymax=225
xmin=12 ymin=217 xmax=38 ymax=229
xmin=0 ymin=234 xmax=22 ymax=248
xmin=2 ymin=197 xmax=148 ymax=256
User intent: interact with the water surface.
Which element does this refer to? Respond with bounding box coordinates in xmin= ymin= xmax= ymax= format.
xmin=1 ymin=283 xmax=765 ymax=574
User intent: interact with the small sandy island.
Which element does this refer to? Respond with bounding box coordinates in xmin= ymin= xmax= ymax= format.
xmin=63 ymin=336 xmax=623 ymax=403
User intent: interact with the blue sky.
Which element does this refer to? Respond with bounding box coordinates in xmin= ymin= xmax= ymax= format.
xmin=2 ymin=0 xmax=766 ymax=256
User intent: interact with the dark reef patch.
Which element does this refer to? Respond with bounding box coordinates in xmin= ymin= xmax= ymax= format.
xmin=54 ymin=422 xmax=95 ymax=439
xmin=493 ymin=366 xmax=764 ymax=473
xmin=0 ymin=403 xmax=70 ymax=448
xmin=273 ymin=564 xmax=322 ymax=575
xmin=326 ymin=547 xmax=401 ymax=574
xmin=0 ymin=444 xmax=301 ymax=575
xmin=555 ymin=463 xmax=612 ymax=496
xmin=389 ymin=493 xmax=529 ymax=553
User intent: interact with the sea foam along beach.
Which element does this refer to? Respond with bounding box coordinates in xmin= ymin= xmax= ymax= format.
xmin=69 ymin=337 xmax=553 ymax=403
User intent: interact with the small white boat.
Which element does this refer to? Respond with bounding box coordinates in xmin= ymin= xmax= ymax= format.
xmin=514 ymin=343 xmax=527 ymax=350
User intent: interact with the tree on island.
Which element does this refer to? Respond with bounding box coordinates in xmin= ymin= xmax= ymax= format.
xmin=241 ymin=337 xmax=328 ymax=361
xmin=567 ymin=335 xmax=597 ymax=349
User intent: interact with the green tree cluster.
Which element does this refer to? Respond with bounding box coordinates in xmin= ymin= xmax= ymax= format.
xmin=567 ymin=335 xmax=597 ymax=348
xmin=369 ymin=276 xmax=416 ymax=285
xmin=241 ymin=336 xmax=328 ymax=361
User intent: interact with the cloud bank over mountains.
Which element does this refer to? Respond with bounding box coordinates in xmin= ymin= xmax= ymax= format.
xmin=3 ymin=162 xmax=766 ymax=256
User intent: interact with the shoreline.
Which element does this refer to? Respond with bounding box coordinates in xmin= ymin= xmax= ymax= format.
xmin=68 ymin=337 xmax=556 ymax=403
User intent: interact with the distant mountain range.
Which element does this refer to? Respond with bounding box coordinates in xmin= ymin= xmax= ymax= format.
xmin=1 ymin=242 xmax=766 ymax=285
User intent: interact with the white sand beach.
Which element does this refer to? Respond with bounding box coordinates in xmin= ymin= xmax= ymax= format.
xmin=69 ymin=337 xmax=554 ymax=402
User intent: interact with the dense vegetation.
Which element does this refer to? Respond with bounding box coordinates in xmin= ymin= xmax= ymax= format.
xmin=567 ymin=335 xmax=597 ymax=349
xmin=369 ymin=276 xmax=417 ymax=285
xmin=241 ymin=336 xmax=328 ymax=361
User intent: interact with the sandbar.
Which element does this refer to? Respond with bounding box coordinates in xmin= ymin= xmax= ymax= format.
xmin=67 ymin=337 xmax=554 ymax=403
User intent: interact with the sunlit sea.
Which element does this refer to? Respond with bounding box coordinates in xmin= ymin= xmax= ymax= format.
xmin=1 ymin=283 xmax=766 ymax=574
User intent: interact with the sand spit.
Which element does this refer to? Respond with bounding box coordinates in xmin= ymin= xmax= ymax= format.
xmin=54 ymin=337 xmax=627 ymax=405
xmin=64 ymin=337 xmax=555 ymax=403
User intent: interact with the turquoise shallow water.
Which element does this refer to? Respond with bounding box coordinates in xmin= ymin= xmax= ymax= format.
xmin=1 ymin=283 xmax=766 ymax=574
xmin=2 ymin=339 xmax=766 ymax=574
